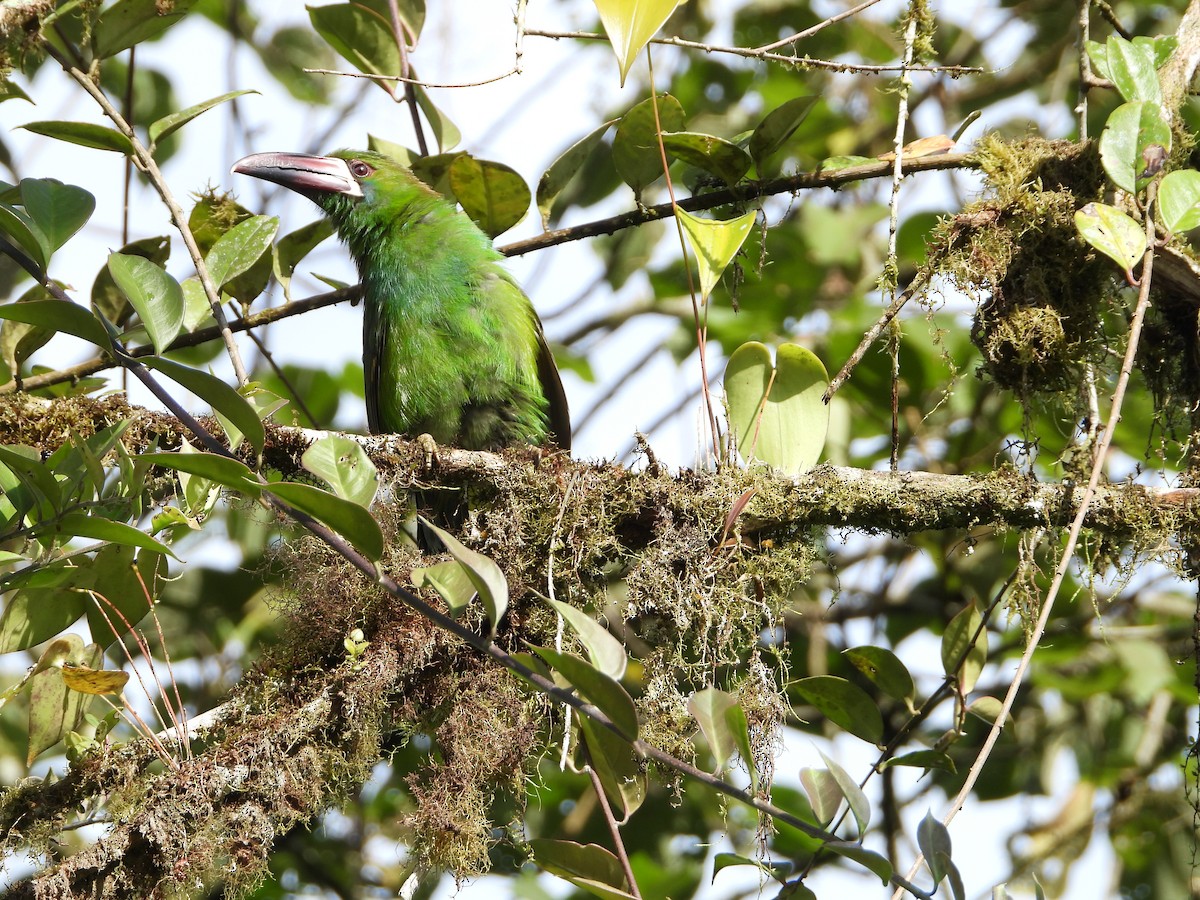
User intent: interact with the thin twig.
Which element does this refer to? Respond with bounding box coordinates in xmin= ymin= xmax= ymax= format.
xmin=524 ymin=28 xmax=983 ymax=76
xmin=647 ymin=48 xmax=721 ymax=462
xmin=586 ymin=765 xmax=642 ymax=899
xmin=755 ymin=0 xmax=887 ymax=52
xmin=885 ymin=12 xmax=918 ymax=471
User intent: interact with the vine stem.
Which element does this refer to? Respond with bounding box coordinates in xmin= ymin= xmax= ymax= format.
xmin=586 ymin=766 xmax=642 ymax=899
xmin=892 ymin=186 xmax=1160 ymax=897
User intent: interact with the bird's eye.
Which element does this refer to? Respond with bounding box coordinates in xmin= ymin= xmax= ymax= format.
xmin=348 ymin=160 xmax=373 ymax=178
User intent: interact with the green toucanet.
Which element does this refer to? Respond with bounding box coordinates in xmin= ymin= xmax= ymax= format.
xmin=231 ymin=150 xmax=570 ymax=451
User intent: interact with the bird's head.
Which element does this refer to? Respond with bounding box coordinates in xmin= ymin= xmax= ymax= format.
xmin=231 ymin=149 xmax=436 ymax=230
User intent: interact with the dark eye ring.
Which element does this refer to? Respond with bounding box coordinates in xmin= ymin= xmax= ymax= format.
xmin=349 ymin=160 xmax=373 ymax=178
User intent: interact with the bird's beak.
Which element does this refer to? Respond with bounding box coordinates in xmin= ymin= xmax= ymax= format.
xmin=231 ymin=152 xmax=363 ymax=198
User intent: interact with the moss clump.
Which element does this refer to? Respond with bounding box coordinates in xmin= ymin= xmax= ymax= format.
xmin=935 ymin=135 xmax=1114 ymax=398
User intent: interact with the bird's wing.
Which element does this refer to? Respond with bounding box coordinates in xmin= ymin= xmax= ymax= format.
xmin=362 ymin=295 xmax=382 ymax=434
xmin=535 ymin=324 xmax=572 ymax=452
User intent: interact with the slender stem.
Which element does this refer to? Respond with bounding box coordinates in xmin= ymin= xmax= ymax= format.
xmin=586 ymin=766 xmax=641 ymax=899
xmin=647 ymin=47 xmax=722 ymax=462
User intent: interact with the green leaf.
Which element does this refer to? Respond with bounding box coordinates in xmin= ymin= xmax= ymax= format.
xmin=148 ymin=90 xmax=258 ymax=148
xmin=660 ymin=131 xmax=752 ymax=185
xmin=447 ymin=156 xmax=529 ymax=239
xmin=0 ymin=202 xmax=50 ymax=269
xmin=19 ymin=179 xmax=95 ymax=256
xmin=791 ymin=675 xmax=883 ymax=745
xmin=411 ymin=559 xmax=477 ymax=617
xmin=725 ymin=700 xmax=756 ymax=791
xmin=676 ymin=208 xmax=757 ymax=299
xmin=0 ymin=444 xmax=62 ymax=522
xmin=0 ymin=586 xmax=89 ymax=654
xmin=1157 ymin=169 xmax=1200 ymax=234
xmin=308 ymin=2 xmax=400 ymax=84
xmin=92 ymin=236 xmax=170 ymax=328
xmin=2 ymin=286 xmax=57 ymax=377
xmin=204 ymin=214 xmax=279 ymax=292
xmin=139 ymin=356 xmax=266 ymax=454
xmin=749 ymin=96 xmax=818 ymax=170
xmin=27 ymin=637 xmax=101 ymax=764
xmin=107 ymin=252 xmax=184 ymax=355
xmin=918 ymin=810 xmax=953 ymax=885
xmin=593 ymin=0 xmax=681 ymax=86
xmin=819 ymin=750 xmax=870 ymax=835
xmin=18 ymin=121 xmax=133 ymax=155
xmin=966 ymin=696 xmax=1009 ymax=734
xmin=537 ymin=119 xmax=618 ymax=228
xmin=880 ymin=750 xmax=957 ymax=773
xmin=529 ymin=840 xmax=633 ymax=898
xmin=1074 ymin=202 xmax=1146 ymax=279
xmin=267 ymin=481 xmax=385 ymax=561
xmin=0 ymin=299 xmax=109 ymax=349
xmin=712 ymin=853 xmax=792 ymax=884
xmin=42 ymin=512 xmax=179 ymax=560
xmin=799 ymin=766 xmax=841 ymax=826
xmin=941 ymin=604 xmax=986 ymax=693
xmin=301 ymin=435 xmax=378 ymax=507
xmin=139 ymin=450 xmax=259 ymax=492
xmin=532 ymin=646 xmax=639 ymax=740
xmin=843 ymin=646 xmax=916 ymax=711
xmin=1105 ymin=34 xmax=1161 ymax=104
xmin=1098 ymin=101 xmax=1170 ymax=194
xmin=545 ymin=599 xmax=627 ymax=680
xmin=93 ymin=0 xmax=198 ymax=58
xmin=84 ymin=544 xmax=162 ymax=647
xmin=613 ymin=93 xmax=685 ymax=201
xmin=577 ymin=712 xmax=646 ymax=819
xmin=825 ymin=843 xmax=892 ymax=886
xmin=272 ymin=218 xmax=335 ymax=301
xmin=688 ymin=687 xmax=738 ymax=770
xmin=417 ymin=518 xmax=508 ymax=634
xmin=724 ymin=341 xmax=830 ymax=475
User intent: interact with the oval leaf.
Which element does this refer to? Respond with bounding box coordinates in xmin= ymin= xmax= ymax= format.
xmin=1098 ymin=101 xmax=1170 ymax=194
xmin=660 ymin=131 xmax=752 ymax=185
xmin=107 ymin=252 xmax=184 ymax=355
xmin=302 ymin=435 xmax=378 ymax=507
xmin=791 ymin=675 xmax=883 ymax=745
xmin=546 ymin=599 xmax=627 ymax=680
xmin=531 ymin=646 xmax=639 ymax=740
xmin=537 ymin=119 xmax=617 ymax=228
xmin=749 ymin=96 xmax=818 ymax=170
xmin=417 ymin=517 xmax=508 ymax=634
xmin=204 ymin=215 xmax=279 ymax=291
xmin=0 ymin=299 xmax=110 ymax=349
xmin=688 ymin=687 xmax=737 ymax=770
xmin=725 ymin=341 xmax=830 ymax=475
xmin=447 ymin=156 xmax=529 ymax=239
xmin=139 ymin=356 xmax=266 ymax=454
xmin=149 ymin=89 xmax=259 ymax=147
xmin=1157 ymin=169 xmax=1200 ymax=235
xmin=612 ymin=93 xmax=685 ymax=200
xmin=941 ymin=604 xmax=987 ymax=694
xmin=843 ymin=645 xmax=916 ymax=711
xmin=18 ymin=121 xmax=133 ymax=155
xmin=19 ymin=179 xmax=95 ymax=256
xmin=267 ymin=481 xmax=385 ymax=561
xmin=1074 ymin=202 xmax=1146 ymax=278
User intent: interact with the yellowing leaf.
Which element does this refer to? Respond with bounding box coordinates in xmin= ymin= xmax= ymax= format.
xmin=61 ymin=664 xmax=130 ymax=696
xmin=877 ymin=135 xmax=955 ymax=162
xmin=677 ymin=208 xmax=757 ymax=300
xmin=593 ymin=0 xmax=684 ymax=86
